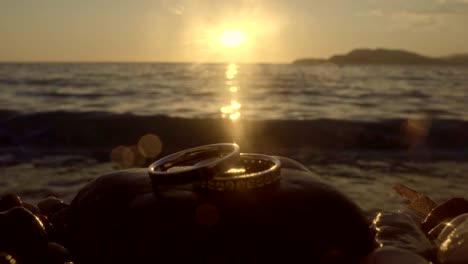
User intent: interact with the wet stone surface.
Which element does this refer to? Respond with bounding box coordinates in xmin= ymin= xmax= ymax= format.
xmin=0 ymin=193 xmax=73 ymax=264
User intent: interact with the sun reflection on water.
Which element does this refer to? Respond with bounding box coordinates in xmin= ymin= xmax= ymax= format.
xmin=220 ymin=63 xmax=242 ymax=121
xmin=225 ymin=63 xmax=238 ymax=80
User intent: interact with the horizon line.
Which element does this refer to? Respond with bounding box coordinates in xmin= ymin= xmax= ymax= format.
xmin=1 ymin=48 xmax=467 ymax=64
xmin=0 ymin=60 xmax=291 ymax=64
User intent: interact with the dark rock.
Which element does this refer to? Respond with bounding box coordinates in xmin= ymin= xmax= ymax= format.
xmin=49 ymin=207 xmax=71 ymax=246
xmin=0 ymin=194 xmax=22 ymax=212
xmin=38 ymin=196 xmax=69 ymax=217
xmin=68 ymin=168 xmax=374 ymax=264
xmin=422 ymin=198 xmax=468 ymax=233
xmin=45 ymin=242 xmax=73 ymax=264
xmin=37 ymin=214 xmax=53 ymax=236
xmin=22 ymin=202 xmax=41 ymax=215
xmin=437 ymin=217 xmax=468 ymax=264
xmin=427 ymin=218 xmax=452 ymax=240
xmin=0 ymin=207 xmax=48 ymax=263
xmin=362 ymin=246 xmax=430 ymax=264
xmin=436 ymin=213 xmax=468 ymax=244
xmin=371 ymin=211 xmax=435 ymax=258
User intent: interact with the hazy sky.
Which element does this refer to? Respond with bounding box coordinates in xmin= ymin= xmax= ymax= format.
xmin=1 ymin=0 xmax=468 ymax=62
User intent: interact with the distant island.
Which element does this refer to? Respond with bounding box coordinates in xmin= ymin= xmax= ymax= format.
xmin=293 ymin=48 xmax=468 ymax=65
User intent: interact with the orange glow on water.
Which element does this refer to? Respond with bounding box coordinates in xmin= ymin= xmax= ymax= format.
xmin=220 ymin=63 xmax=242 ymax=121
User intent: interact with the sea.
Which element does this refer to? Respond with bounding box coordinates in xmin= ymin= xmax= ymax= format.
xmin=1 ymin=62 xmax=468 ymax=216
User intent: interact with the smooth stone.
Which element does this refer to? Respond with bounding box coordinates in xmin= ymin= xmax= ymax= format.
xmin=45 ymin=242 xmax=73 ymax=264
xmin=437 ymin=213 xmax=468 ymax=245
xmin=0 ymin=207 xmax=48 ymax=263
xmin=68 ymin=168 xmax=374 ymax=264
xmin=438 ymin=218 xmax=468 ymax=264
xmin=371 ymin=211 xmax=435 ymax=258
xmin=422 ymin=198 xmax=468 ymax=233
xmin=22 ymin=202 xmax=41 ymax=215
xmin=428 ymin=218 xmax=452 ymax=240
xmin=38 ymin=196 xmax=69 ymax=217
xmin=49 ymin=207 xmax=70 ymax=246
xmin=37 ymin=213 xmax=53 ymax=236
xmin=362 ymin=246 xmax=430 ymax=264
xmin=0 ymin=194 xmax=22 ymax=212
xmin=396 ymin=208 xmax=425 ymax=223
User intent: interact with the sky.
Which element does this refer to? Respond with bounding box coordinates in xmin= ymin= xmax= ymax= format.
xmin=1 ymin=0 xmax=468 ymax=62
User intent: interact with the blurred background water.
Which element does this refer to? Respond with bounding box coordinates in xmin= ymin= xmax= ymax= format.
xmin=1 ymin=62 xmax=468 ymax=214
xmin=1 ymin=63 xmax=467 ymax=121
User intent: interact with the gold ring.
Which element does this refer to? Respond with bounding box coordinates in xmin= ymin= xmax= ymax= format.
xmin=198 ymin=153 xmax=281 ymax=191
xmin=148 ymin=143 xmax=240 ymax=187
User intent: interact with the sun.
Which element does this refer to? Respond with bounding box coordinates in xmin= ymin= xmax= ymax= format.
xmin=218 ymin=30 xmax=248 ymax=48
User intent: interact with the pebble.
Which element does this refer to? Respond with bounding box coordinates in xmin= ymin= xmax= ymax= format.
xmin=427 ymin=218 xmax=452 ymax=240
xmin=22 ymin=202 xmax=41 ymax=215
xmin=371 ymin=211 xmax=435 ymax=258
xmin=438 ymin=217 xmax=468 ymax=264
xmin=48 ymin=207 xmax=70 ymax=246
xmin=0 ymin=194 xmax=22 ymax=212
xmin=45 ymin=242 xmax=73 ymax=264
xmin=437 ymin=213 xmax=468 ymax=243
xmin=362 ymin=246 xmax=430 ymax=264
xmin=422 ymin=198 xmax=468 ymax=233
xmin=0 ymin=207 xmax=48 ymax=263
xmin=38 ymin=197 xmax=69 ymax=217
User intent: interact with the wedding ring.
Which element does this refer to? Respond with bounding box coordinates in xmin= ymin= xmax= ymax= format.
xmin=148 ymin=143 xmax=240 ymax=186
xmin=198 ymin=153 xmax=282 ymax=191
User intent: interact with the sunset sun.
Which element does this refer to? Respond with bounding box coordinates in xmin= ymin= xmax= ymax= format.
xmin=218 ymin=30 xmax=248 ymax=47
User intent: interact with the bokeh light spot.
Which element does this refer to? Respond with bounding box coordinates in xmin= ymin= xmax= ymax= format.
xmin=110 ymin=145 xmax=135 ymax=169
xmin=138 ymin=134 xmax=162 ymax=158
xmin=129 ymin=145 xmax=146 ymax=167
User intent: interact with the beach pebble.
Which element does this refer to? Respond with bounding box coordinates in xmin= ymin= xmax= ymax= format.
xmin=45 ymin=242 xmax=73 ymax=264
xmin=396 ymin=207 xmax=425 ymax=223
xmin=38 ymin=196 xmax=69 ymax=217
xmin=0 ymin=194 xmax=22 ymax=212
xmin=437 ymin=213 xmax=468 ymax=244
xmin=372 ymin=211 xmax=435 ymax=258
xmin=438 ymin=217 xmax=468 ymax=264
xmin=422 ymin=198 xmax=468 ymax=233
xmin=428 ymin=218 xmax=452 ymax=240
xmin=37 ymin=213 xmax=54 ymax=236
xmin=362 ymin=246 xmax=430 ymax=264
xmin=0 ymin=207 xmax=48 ymax=263
xmin=22 ymin=202 xmax=41 ymax=215
xmin=48 ymin=207 xmax=70 ymax=245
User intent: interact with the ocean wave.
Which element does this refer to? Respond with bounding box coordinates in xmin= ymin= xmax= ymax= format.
xmin=15 ymin=91 xmax=109 ymax=99
xmin=15 ymin=90 xmax=135 ymax=99
xmin=1 ymin=110 xmax=468 ymax=161
xmin=0 ymin=77 xmax=103 ymax=88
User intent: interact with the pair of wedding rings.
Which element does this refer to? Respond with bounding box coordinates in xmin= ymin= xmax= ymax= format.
xmin=148 ymin=143 xmax=282 ymax=191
